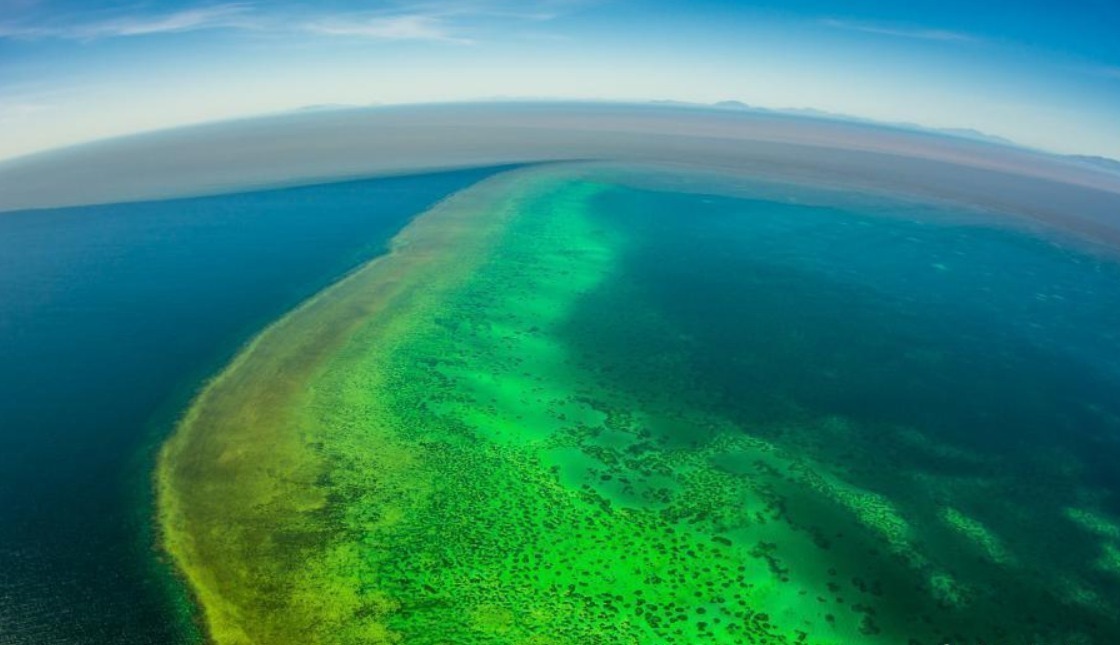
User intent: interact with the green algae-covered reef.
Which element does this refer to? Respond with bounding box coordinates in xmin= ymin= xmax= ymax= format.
xmin=159 ymin=166 xmax=1120 ymax=644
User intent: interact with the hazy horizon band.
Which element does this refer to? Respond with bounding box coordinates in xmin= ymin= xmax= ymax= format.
xmin=2 ymin=102 xmax=1118 ymax=253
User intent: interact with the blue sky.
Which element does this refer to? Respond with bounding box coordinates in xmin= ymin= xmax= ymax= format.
xmin=1 ymin=0 xmax=1119 ymax=160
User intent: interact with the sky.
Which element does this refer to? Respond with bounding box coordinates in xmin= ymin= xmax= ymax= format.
xmin=1 ymin=0 xmax=1119 ymax=161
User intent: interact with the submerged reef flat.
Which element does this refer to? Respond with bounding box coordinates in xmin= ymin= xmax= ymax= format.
xmin=158 ymin=168 xmax=536 ymax=642
xmin=160 ymin=164 xmax=1120 ymax=643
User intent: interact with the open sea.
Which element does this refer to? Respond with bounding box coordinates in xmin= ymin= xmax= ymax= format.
xmin=3 ymin=162 xmax=1120 ymax=643
xmin=552 ymin=183 xmax=1120 ymax=641
xmin=0 ymin=167 xmax=502 ymax=644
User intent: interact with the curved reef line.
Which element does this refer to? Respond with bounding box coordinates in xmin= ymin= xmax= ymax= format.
xmin=158 ymin=162 xmax=1120 ymax=644
xmin=157 ymin=167 xmax=550 ymax=643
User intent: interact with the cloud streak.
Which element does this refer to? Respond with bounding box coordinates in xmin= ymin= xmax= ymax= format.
xmin=0 ymin=3 xmax=253 ymax=40
xmin=299 ymin=0 xmax=585 ymax=43
xmin=305 ymin=14 xmax=473 ymax=44
xmin=821 ymin=18 xmax=978 ymax=43
xmin=0 ymin=0 xmax=581 ymax=43
xmin=0 ymin=101 xmax=51 ymax=119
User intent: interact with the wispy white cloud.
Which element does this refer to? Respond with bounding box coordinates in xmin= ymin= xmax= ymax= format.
xmin=377 ymin=0 xmax=582 ymax=22
xmin=0 ymin=0 xmax=583 ymax=44
xmin=0 ymin=3 xmax=254 ymax=40
xmin=821 ymin=18 xmax=979 ymax=43
xmin=0 ymin=101 xmax=52 ymax=121
xmin=300 ymin=0 xmax=585 ymax=43
xmin=305 ymin=14 xmax=473 ymax=44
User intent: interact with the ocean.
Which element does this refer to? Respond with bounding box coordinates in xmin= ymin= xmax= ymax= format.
xmin=4 ymin=161 xmax=1120 ymax=643
xmin=155 ymin=164 xmax=1120 ymax=643
xmin=0 ymin=167 xmax=503 ymax=643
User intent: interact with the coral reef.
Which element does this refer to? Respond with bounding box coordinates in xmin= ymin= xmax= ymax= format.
xmin=159 ymin=165 xmax=1120 ymax=644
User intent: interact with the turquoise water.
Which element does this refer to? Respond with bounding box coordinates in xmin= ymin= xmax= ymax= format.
xmin=0 ymin=168 xmax=502 ymax=643
xmin=584 ymin=188 xmax=1120 ymax=438
xmin=3 ymin=165 xmax=1120 ymax=643
xmin=553 ymin=184 xmax=1120 ymax=641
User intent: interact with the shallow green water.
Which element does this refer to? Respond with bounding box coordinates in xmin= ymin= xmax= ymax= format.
xmin=381 ymin=177 xmax=1120 ymax=642
xmin=161 ymin=166 xmax=1120 ymax=643
xmin=549 ymin=183 xmax=1120 ymax=642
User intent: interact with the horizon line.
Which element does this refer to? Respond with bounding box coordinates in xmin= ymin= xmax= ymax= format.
xmin=1 ymin=97 xmax=1117 ymax=169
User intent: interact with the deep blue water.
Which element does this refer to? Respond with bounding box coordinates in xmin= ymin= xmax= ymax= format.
xmin=560 ymin=184 xmax=1120 ymax=640
xmin=3 ymin=166 xmax=1118 ymax=643
xmin=580 ymin=186 xmax=1120 ymax=505
xmin=0 ymin=168 xmax=501 ymax=643
xmin=618 ymin=189 xmax=1120 ymax=458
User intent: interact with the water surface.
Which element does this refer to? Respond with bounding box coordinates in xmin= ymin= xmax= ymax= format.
xmin=0 ymin=167 xmax=502 ymax=643
xmin=156 ymin=165 xmax=1120 ymax=642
